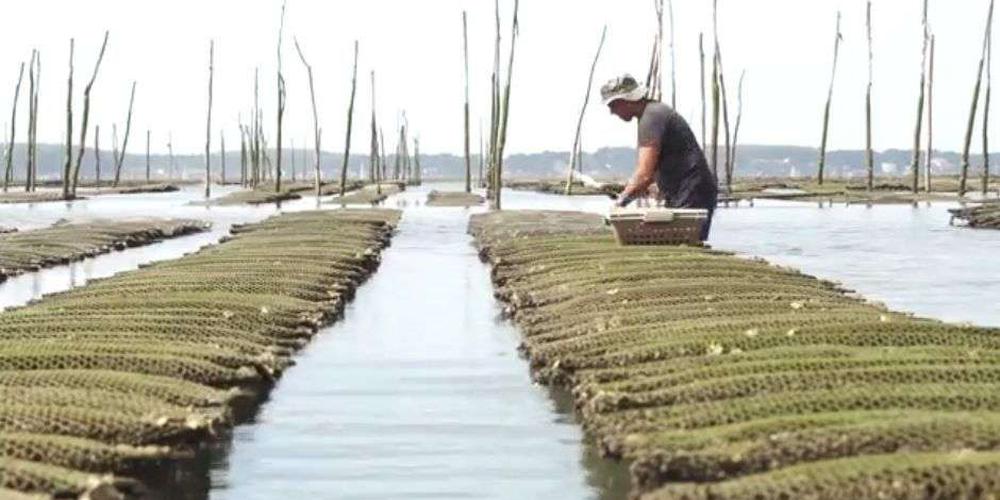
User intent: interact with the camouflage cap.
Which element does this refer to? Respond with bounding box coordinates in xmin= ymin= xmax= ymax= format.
xmin=600 ymin=74 xmax=647 ymax=105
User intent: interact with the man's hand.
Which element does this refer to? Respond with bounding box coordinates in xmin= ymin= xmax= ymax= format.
xmin=620 ymin=145 xmax=659 ymax=202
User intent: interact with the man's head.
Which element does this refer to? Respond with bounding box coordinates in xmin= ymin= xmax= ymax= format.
xmin=601 ymin=74 xmax=648 ymax=122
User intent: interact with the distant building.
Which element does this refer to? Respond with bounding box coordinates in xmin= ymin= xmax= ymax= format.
xmin=880 ymin=162 xmax=898 ymax=175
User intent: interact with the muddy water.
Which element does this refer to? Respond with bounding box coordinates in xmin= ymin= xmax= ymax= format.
xmin=211 ymin=186 xmax=629 ymax=500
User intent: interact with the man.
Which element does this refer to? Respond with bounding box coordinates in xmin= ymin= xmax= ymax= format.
xmin=601 ymin=74 xmax=718 ymax=240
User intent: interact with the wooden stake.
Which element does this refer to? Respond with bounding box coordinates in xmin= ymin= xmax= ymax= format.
xmin=370 ymin=70 xmax=380 ymax=193
xmin=112 ymin=81 xmax=136 ymax=187
xmin=910 ymin=0 xmax=930 ymax=194
xmin=294 ymin=37 xmax=322 ymax=197
xmin=239 ymin=122 xmax=248 ymax=186
xmin=205 ymin=40 xmax=214 ymax=198
xmin=478 ymin=123 xmax=484 ymax=188
xmin=718 ymin=47 xmax=732 ymax=191
xmin=275 ymin=0 xmax=287 ymax=193
xmin=221 ymin=131 xmax=226 ymax=185
xmin=961 ymin=0 xmax=994 ymax=197
xmin=145 ymin=129 xmax=151 ymax=182
xmin=984 ymin=24 xmax=993 ymax=196
xmin=488 ymin=0 xmax=501 ymax=201
xmin=70 ymin=31 xmax=108 ymax=196
xmin=668 ymin=0 xmax=676 ymax=108
xmin=647 ymin=0 xmax=664 ymax=101
xmin=253 ymin=68 xmax=261 ymax=187
xmin=3 ymin=62 xmax=24 ymax=192
xmin=379 ymin=127 xmax=386 ymax=195
xmin=112 ymin=124 xmax=119 ymax=183
xmin=565 ymin=25 xmax=607 ymax=195
xmin=699 ymin=33 xmax=706 ymax=149
xmin=865 ymin=1 xmax=874 ymax=191
xmin=95 ymin=125 xmax=101 ymax=187
xmin=26 ymin=50 xmax=36 ymax=192
xmin=710 ymin=1 xmax=720 ymax=179
xmin=62 ymin=38 xmax=74 ymax=199
xmin=817 ymin=12 xmax=842 ymax=186
xmin=463 ymin=11 xmax=472 ymax=192
xmin=414 ymin=137 xmax=421 ymax=185
xmin=340 ymin=40 xmax=359 ymax=196
xmin=731 ymin=71 xmax=746 ymax=181
xmin=925 ymin=35 xmax=935 ymax=192
xmin=494 ymin=0 xmax=520 ymax=210
xmin=167 ymin=132 xmax=174 ymax=180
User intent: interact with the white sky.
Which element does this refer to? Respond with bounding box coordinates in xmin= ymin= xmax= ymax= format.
xmin=0 ymin=0 xmax=994 ymax=156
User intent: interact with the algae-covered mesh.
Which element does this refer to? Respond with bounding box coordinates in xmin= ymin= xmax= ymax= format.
xmin=325 ymin=183 xmax=404 ymax=205
xmin=470 ymin=210 xmax=1000 ymax=498
xmin=0 ymin=209 xmax=399 ymax=497
xmin=951 ymin=203 xmax=1000 ymax=229
xmin=425 ymin=190 xmax=485 ymax=207
xmin=0 ymin=219 xmax=209 ymax=281
xmin=200 ymin=189 xmax=302 ymax=206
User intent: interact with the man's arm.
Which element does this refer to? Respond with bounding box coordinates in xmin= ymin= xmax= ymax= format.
xmin=618 ymin=145 xmax=659 ymax=207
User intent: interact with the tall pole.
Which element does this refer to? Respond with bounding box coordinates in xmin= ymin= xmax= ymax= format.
xmin=3 ymin=63 xmax=24 ymax=192
xmin=70 ymin=32 xmax=109 ymax=196
xmin=910 ymin=0 xmax=930 ymax=194
xmin=221 ymin=130 xmax=226 ymax=184
xmin=62 ymin=38 xmax=74 ymax=199
xmin=565 ymin=26 xmax=607 ymax=195
xmin=253 ymin=68 xmax=260 ymax=187
xmin=984 ymin=25 xmax=994 ymax=196
xmin=730 ymin=71 xmax=746 ymax=181
xmin=718 ymin=47 xmax=732 ymax=191
xmin=961 ymin=0 xmax=994 ymax=197
xmin=494 ymin=0 xmax=520 ymax=210
xmin=95 ymin=125 xmax=101 ymax=187
xmin=275 ymin=0 xmax=287 ymax=193
xmin=205 ymin=40 xmax=214 ymax=198
xmin=370 ymin=70 xmax=379 ymax=193
xmin=488 ymin=0 xmax=501 ymax=201
xmin=699 ymin=33 xmax=706 ymax=149
xmin=924 ymin=35 xmax=934 ymax=193
xmin=478 ymin=124 xmax=484 ymax=188
xmin=463 ymin=11 xmax=472 ymax=193
xmin=167 ymin=132 xmax=175 ymax=180
xmin=340 ymin=41 xmax=359 ymax=197
xmin=668 ymin=0 xmax=676 ymax=108
xmin=865 ymin=1 xmax=874 ymax=192
xmin=240 ymin=122 xmax=247 ymax=186
xmin=710 ymin=1 xmax=720 ymax=179
xmin=925 ymin=35 xmax=935 ymax=193
xmin=145 ymin=129 xmax=151 ymax=182
xmin=112 ymin=81 xmax=136 ymax=187
xmin=26 ymin=50 xmax=36 ymax=193
xmin=294 ymin=37 xmax=322 ymax=197
xmin=817 ymin=12 xmax=842 ymax=186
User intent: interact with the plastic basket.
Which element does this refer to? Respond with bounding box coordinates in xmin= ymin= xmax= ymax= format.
xmin=605 ymin=207 xmax=708 ymax=246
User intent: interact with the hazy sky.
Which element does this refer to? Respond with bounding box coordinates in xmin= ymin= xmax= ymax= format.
xmin=0 ymin=0 xmax=994 ymax=156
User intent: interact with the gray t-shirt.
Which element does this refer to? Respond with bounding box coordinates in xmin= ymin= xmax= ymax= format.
xmin=637 ymin=102 xmax=718 ymax=209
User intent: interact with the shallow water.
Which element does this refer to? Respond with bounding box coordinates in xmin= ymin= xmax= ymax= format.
xmin=0 ymin=185 xmax=324 ymax=310
xmin=211 ymin=185 xmax=629 ymax=500
xmin=497 ymin=189 xmax=1000 ymax=327
xmin=0 ymin=182 xmax=998 ymax=499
